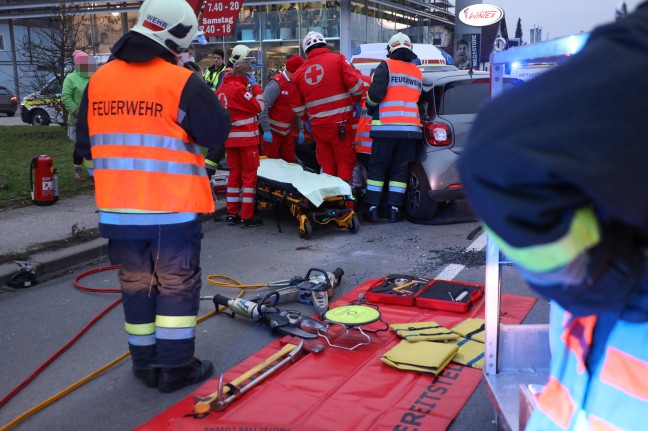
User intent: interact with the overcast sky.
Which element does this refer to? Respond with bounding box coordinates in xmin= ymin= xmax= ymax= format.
xmin=484 ymin=0 xmax=645 ymax=40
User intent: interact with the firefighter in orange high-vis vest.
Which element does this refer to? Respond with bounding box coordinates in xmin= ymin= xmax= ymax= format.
xmin=364 ymin=33 xmax=422 ymax=223
xmin=259 ymin=55 xmax=305 ymax=163
xmin=74 ymin=0 xmax=230 ymax=393
xmin=290 ymin=31 xmax=365 ymax=186
xmin=458 ymin=4 xmax=648 ymax=430
xmin=217 ymin=60 xmax=265 ymax=229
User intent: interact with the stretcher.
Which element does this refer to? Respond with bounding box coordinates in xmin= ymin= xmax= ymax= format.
xmin=255 ymin=158 xmax=359 ymax=239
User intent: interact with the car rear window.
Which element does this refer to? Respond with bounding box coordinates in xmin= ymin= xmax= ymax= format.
xmin=0 ymin=88 xmax=8 ymax=96
xmin=438 ymin=81 xmax=490 ymax=115
xmin=436 ymin=79 xmax=521 ymax=115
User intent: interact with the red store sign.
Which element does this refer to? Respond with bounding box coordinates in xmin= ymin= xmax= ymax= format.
xmin=200 ymin=0 xmax=242 ymax=37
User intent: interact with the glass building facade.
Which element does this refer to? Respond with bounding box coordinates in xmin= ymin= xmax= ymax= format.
xmin=195 ymin=0 xmax=453 ymax=85
xmin=0 ymin=0 xmax=454 ymax=93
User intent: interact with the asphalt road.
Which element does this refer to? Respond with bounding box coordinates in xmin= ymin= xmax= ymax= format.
xmin=0 ymin=112 xmax=60 ymax=127
xmin=0 ymin=113 xmax=23 ymax=126
xmin=0 ymin=212 xmax=548 ymax=431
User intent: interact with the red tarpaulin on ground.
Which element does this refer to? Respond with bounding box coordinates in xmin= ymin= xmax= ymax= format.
xmin=137 ymin=279 xmax=537 ymax=431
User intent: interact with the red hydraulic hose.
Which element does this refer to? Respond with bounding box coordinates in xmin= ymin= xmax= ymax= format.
xmin=0 ymin=265 xmax=121 ymax=410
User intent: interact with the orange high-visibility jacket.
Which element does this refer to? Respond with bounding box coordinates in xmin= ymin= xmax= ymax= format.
xmin=354 ymin=100 xmax=372 ymax=155
xmin=371 ymin=59 xmax=422 ymax=133
xmin=87 ymin=57 xmax=214 ymax=214
xmin=528 ymin=306 xmax=648 ymax=430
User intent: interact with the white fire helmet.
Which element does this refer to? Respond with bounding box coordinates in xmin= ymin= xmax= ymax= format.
xmin=229 ymin=44 xmax=251 ymax=65
xmin=387 ymin=32 xmax=413 ymax=55
xmin=302 ymin=31 xmax=326 ymax=53
xmin=131 ymin=0 xmax=202 ymax=55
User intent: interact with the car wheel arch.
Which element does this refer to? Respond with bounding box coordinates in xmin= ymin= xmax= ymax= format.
xmin=405 ymin=162 xmax=439 ymax=221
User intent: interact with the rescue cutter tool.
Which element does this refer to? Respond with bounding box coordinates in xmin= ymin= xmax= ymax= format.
xmin=193 ymin=341 xmax=303 ymax=414
xmin=208 ymin=291 xmax=326 ymax=339
xmin=250 ymin=267 xmax=345 ymax=318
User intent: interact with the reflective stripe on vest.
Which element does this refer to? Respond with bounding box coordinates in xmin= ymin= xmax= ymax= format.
xmin=485 ymin=206 xmax=600 ymax=273
xmin=527 ymin=307 xmax=648 ymax=431
xmin=536 ymin=376 xmax=578 ymax=429
xmin=204 ymin=68 xmax=221 ymax=89
xmin=229 ymin=117 xmax=260 ymax=139
xmin=371 ymin=59 xmax=422 ymax=133
xmin=87 ymin=57 xmax=214 ymax=214
xmin=354 ymin=102 xmax=373 ymax=154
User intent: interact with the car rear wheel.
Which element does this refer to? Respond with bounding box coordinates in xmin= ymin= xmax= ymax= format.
xmin=30 ymin=109 xmax=51 ymax=126
xmin=405 ymin=164 xmax=439 ymax=221
xmin=6 ymin=111 xmax=16 ymax=117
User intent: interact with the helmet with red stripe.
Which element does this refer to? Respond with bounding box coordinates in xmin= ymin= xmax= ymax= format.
xmin=131 ymin=0 xmax=202 ymax=55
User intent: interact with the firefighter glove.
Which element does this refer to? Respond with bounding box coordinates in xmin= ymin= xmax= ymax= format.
xmin=353 ymin=103 xmax=362 ymax=118
xmin=247 ymin=72 xmax=257 ymax=86
xmin=298 ymin=129 xmax=305 ymax=145
xmin=304 ymin=120 xmax=312 ymax=133
xmin=263 ymin=130 xmax=273 ymax=143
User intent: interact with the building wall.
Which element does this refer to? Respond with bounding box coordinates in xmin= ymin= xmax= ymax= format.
xmin=1 ymin=0 xmax=453 ymax=97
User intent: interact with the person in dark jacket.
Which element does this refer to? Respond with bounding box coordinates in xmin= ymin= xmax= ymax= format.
xmin=458 ymin=3 xmax=648 ymax=429
xmin=203 ymin=48 xmax=225 ymax=91
xmin=75 ymin=0 xmax=230 ymax=393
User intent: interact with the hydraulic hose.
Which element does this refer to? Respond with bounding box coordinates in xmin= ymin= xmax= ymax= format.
xmin=0 ymin=268 xmax=276 ymax=430
xmin=0 ymin=264 xmax=122 ymax=430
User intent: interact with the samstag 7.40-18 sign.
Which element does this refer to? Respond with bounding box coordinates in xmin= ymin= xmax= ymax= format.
xmin=200 ymin=0 xmax=242 ymax=37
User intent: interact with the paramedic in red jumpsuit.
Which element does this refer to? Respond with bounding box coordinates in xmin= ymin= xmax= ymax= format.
xmin=217 ymin=60 xmax=265 ymax=228
xmin=259 ymin=55 xmax=305 ymax=163
xmin=290 ymin=31 xmax=365 ymax=185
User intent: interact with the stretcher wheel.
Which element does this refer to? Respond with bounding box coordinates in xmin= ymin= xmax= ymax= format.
xmin=350 ymin=215 xmax=360 ymax=234
xmin=299 ymin=220 xmax=313 ymax=239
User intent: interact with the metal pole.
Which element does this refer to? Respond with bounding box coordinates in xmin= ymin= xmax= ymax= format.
xmin=9 ymin=19 xmax=20 ymax=99
xmin=340 ymin=0 xmax=351 ymax=59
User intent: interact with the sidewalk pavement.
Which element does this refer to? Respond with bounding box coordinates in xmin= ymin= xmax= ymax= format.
xmin=0 ymin=193 xmax=106 ymax=287
xmin=0 ymin=193 xmax=224 ymax=287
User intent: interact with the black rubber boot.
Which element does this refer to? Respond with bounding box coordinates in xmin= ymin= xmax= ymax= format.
xmin=132 ymin=366 xmax=159 ymax=388
xmin=388 ymin=207 xmax=401 ymax=223
xmin=364 ymin=206 xmax=379 ymax=223
xmin=130 ymin=344 xmax=158 ymax=388
xmin=158 ymin=358 xmax=214 ymax=393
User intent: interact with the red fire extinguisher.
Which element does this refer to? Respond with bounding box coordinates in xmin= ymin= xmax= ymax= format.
xmin=30 ymin=155 xmax=59 ymax=206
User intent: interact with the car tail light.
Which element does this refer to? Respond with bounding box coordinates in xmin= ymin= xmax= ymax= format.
xmin=424 ymin=122 xmax=452 ymax=146
xmin=11 ymin=96 xmax=17 ymax=104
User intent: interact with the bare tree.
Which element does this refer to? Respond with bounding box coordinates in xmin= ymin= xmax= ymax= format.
xmin=17 ymin=1 xmax=92 ymax=122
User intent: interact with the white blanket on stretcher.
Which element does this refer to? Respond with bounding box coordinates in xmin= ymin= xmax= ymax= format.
xmin=257 ymin=158 xmax=352 ymax=208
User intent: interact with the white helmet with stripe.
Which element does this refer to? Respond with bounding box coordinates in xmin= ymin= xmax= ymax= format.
xmin=302 ymin=31 xmax=327 ymax=54
xmin=387 ymin=32 xmax=413 ymax=55
xmin=131 ymin=0 xmax=202 ymax=55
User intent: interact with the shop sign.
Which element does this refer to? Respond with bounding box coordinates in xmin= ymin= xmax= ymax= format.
xmin=200 ymin=0 xmax=242 ymax=37
xmin=458 ymin=4 xmax=504 ymax=27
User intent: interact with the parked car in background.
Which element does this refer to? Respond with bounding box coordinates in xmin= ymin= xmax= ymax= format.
xmin=20 ymin=77 xmax=65 ymax=126
xmin=0 ymin=85 xmax=18 ymax=117
xmin=20 ymin=53 xmax=110 ymax=126
xmin=406 ymin=66 xmax=524 ymax=223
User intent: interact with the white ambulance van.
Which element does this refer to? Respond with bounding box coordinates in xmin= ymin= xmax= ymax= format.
xmin=350 ymin=43 xmax=451 ymax=76
xmin=506 ymin=62 xmax=557 ymax=81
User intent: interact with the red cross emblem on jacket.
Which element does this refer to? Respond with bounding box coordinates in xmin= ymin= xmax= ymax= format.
xmin=304 ymin=64 xmax=324 ymax=85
